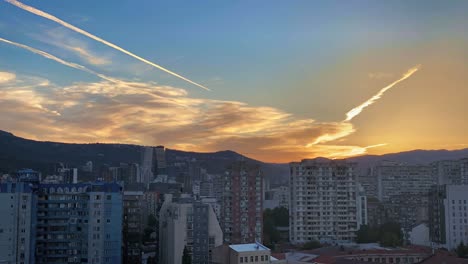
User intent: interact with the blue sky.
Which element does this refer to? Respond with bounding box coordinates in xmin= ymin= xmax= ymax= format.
xmin=0 ymin=0 xmax=467 ymax=161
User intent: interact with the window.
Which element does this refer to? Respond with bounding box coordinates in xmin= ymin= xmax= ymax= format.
xmin=240 ymin=257 xmax=244 ymax=263
xmin=255 ymin=256 xmax=258 ymax=261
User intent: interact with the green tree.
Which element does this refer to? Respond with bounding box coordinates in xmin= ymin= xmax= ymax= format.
xmin=302 ymin=240 xmax=321 ymax=250
xmin=356 ymin=225 xmax=380 ymax=243
xmin=380 ymin=232 xmax=401 ymax=247
xmin=272 ymin=207 xmax=289 ymax=227
xmin=456 ymin=241 xmax=468 ymax=258
xmin=182 ymin=246 xmax=191 ymax=264
xmin=147 ymin=214 xmax=157 ymax=227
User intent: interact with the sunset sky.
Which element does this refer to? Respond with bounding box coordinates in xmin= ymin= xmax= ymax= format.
xmin=1 ymin=0 xmax=467 ymax=162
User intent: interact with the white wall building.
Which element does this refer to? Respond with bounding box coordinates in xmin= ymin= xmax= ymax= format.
xmin=429 ymin=185 xmax=468 ymax=250
xmin=0 ymin=183 xmax=35 ymax=264
xmin=409 ymin=223 xmax=431 ymax=246
xmin=212 ymin=242 xmax=281 ymax=264
xmin=159 ymin=197 xmax=223 ymax=264
xmin=289 ymin=159 xmax=367 ymax=244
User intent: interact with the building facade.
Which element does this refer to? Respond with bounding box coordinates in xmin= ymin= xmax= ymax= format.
xmin=289 ymin=159 xmax=366 ymax=244
xmin=429 ymin=185 xmax=468 ymax=250
xmin=221 ymin=162 xmax=263 ymax=244
xmin=35 ymin=182 xmax=123 ymax=264
xmin=159 ymin=196 xmax=222 ymax=264
xmin=0 ymin=182 xmax=36 ymax=264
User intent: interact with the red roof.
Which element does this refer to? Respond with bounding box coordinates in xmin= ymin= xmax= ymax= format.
xmin=420 ymin=251 xmax=468 ymax=264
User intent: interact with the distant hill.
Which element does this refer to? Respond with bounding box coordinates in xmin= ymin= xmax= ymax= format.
xmin=348 ymin=149 xmax=468 ymax=167
xmin=0 ymin=130 xmax=289 ymax=185
xmin=0 ymin=130 xmax=466 ymax=185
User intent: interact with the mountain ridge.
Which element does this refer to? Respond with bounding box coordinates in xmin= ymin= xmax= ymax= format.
xmin=1 ymin=130 xmax=467 ymax=185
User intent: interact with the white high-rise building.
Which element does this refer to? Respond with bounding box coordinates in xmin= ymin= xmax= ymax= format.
xmin=140 ymin=147 xmax=154 ymax=185
xmin=429 ymin=185 xmax=468 ymax=250
xmin=289 ymin=159 xmax=367 ymax=244
xmin=0 ymin=182 xmax=35 ymax=264
xmin=159 ymin=196 xmax=223 ymax=264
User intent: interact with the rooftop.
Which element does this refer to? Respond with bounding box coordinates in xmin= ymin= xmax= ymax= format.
xmin=229 ymin=242 xmax=270 ymax=252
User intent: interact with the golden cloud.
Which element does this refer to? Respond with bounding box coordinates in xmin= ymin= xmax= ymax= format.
xmin=0 ymin=73 xmax=387 ymax=162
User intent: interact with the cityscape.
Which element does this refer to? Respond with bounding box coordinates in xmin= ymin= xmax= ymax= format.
xmin=1 ymin=1 xmax=468 ymax=264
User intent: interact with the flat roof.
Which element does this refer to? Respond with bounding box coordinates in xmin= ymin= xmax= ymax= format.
xmin=229 ymin=243 xmax=270 ymax=252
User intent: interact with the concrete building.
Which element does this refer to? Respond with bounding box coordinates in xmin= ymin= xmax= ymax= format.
xmin=264 ymin=186 xmax=289 ymax=210
xmin=153 ymin=146 xmax=167 ymax=178
xmin=123 ymin=190 xmax=148 ymax=263
xmin=35 ymin=182 xmax=123 ymax=264
xmin=159 ymin=196 xmax=223 ymax=264
xmin=432 ymin=159 xmax=468 ymax=185
xmin=375 ymin=161 xmax=434 ymax=202
xmin=429 ymin=185 xmax=468 ymax=250
xmin=289 ymin=159 xmax=366 ymax=244
xmin=140 ymin=146 xmax=154 ymax=185
xmin=408 ymin=223 xmax=431 ymax=246
xmin=221 ymin=162 xmax=263 ymax=244
xmin=0 ymin=182 xmax=36 ymax=264
xmin=212 ymin=242 xmax=272 ymax=264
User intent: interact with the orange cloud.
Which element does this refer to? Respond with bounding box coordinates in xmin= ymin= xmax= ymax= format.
xmin=0 ymin=71 xmax=391 ymax=162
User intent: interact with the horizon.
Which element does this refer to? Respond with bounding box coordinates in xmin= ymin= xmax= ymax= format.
xmin=1 ymin=0 xmax=467 ymax=163
xmin=2 ymin=128 xmax=468 ymax=164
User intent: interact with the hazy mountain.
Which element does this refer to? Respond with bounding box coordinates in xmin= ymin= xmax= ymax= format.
xmin=0 ymin=130 xmax=466 ymax=185
xmin=0 ymin=130 xmax=289 ymax=185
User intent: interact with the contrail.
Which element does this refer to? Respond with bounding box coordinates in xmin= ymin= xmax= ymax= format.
xmin=5 ymin=0 xmax=210 ymax=91
xmin=0 ymin=37 xmax=117 ymax=83
xmin=345 ymin=65 xmax=421 ymax=121
xmin=0 ymin=37 xmax=192 ymax=109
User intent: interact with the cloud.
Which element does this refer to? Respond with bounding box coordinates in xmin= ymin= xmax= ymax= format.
xmin=6 ymin=0 xmax=209 ymax=91
xmin=32 ymin=27 xmax=111 ymax=66
xmin=0 ymin=71 xmax=16 ymax=84
xmin=0 ymin=72 xmax=385 ymax=162
xmin=0 ymin=36 xmax=417 ymax=162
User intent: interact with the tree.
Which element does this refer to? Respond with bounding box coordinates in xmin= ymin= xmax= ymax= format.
xmin=182 ymin=246 xmax=191 ymax=264
xmin=356 ymin=225 xmax=379 ymax=243
xmin=262 ymin=207 xmax=289 ymax=246
xmin=456 ymin=241 xmax=468 ymax=258
xmin=302 ymin=240 xmax=321 ymax=250
xmin=272 ymin=207 xmax=289 ymax=227
xmin=355 ymin=222 xmax=403 ymax=247
xmin=147 ymin=214 xmax=157 ymax=227
xmin=380 ymin=232 xmax=401 ymax=247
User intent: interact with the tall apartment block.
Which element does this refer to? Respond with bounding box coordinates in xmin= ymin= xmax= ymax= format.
xmin=159 ymin=196 xmax=222 ymax=264
xmin=221 ymin=162 xmax=263 ymax=244
xmin=289 ymin=159 xmax=367 ymax=244
xmin=123 ymin=190 xmax=148 ymax=263
xmin=429 ymin=185 xmax=468 ymax=250
xmin=0 ymin=169 xmax=124 ymax=264
xmin=0 ymin=182 xmax=36 ymax=264
xmin=35 ymin=182 xmax=123 ymax=264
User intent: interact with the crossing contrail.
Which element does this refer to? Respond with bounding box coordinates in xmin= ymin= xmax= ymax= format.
xmin=0 ymin=37 xmax=193 ymax=109
xmin=0 ymin=37 xmax=117 ymax=83
xmin=5 ymin=0 xmax=210 ymax=91
xmin=345 ymin=65 xmax=420 ymax=121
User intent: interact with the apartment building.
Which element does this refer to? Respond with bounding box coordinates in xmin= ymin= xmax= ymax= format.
xmin=429 ymin=185 xmax=468 ymax=250
xmin=159 ymin=196 xmax=223 ymax=264
xmin=0 ymin=182 xmax=36 ymax=264
xmin=289 ymin=159 xmax=366 ymax=244
xmin=35 ymin=182 xmax=123 ymax=264
xmin=221 ymin=162 xmax=263 ymax=244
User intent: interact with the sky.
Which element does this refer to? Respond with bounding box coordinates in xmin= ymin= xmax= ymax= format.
xmin=0 ymin=0 xmax=467 ymax=163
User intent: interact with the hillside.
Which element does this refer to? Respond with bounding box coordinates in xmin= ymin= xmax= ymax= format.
xmin=1 ymin=130 xmax=467 ymax=185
